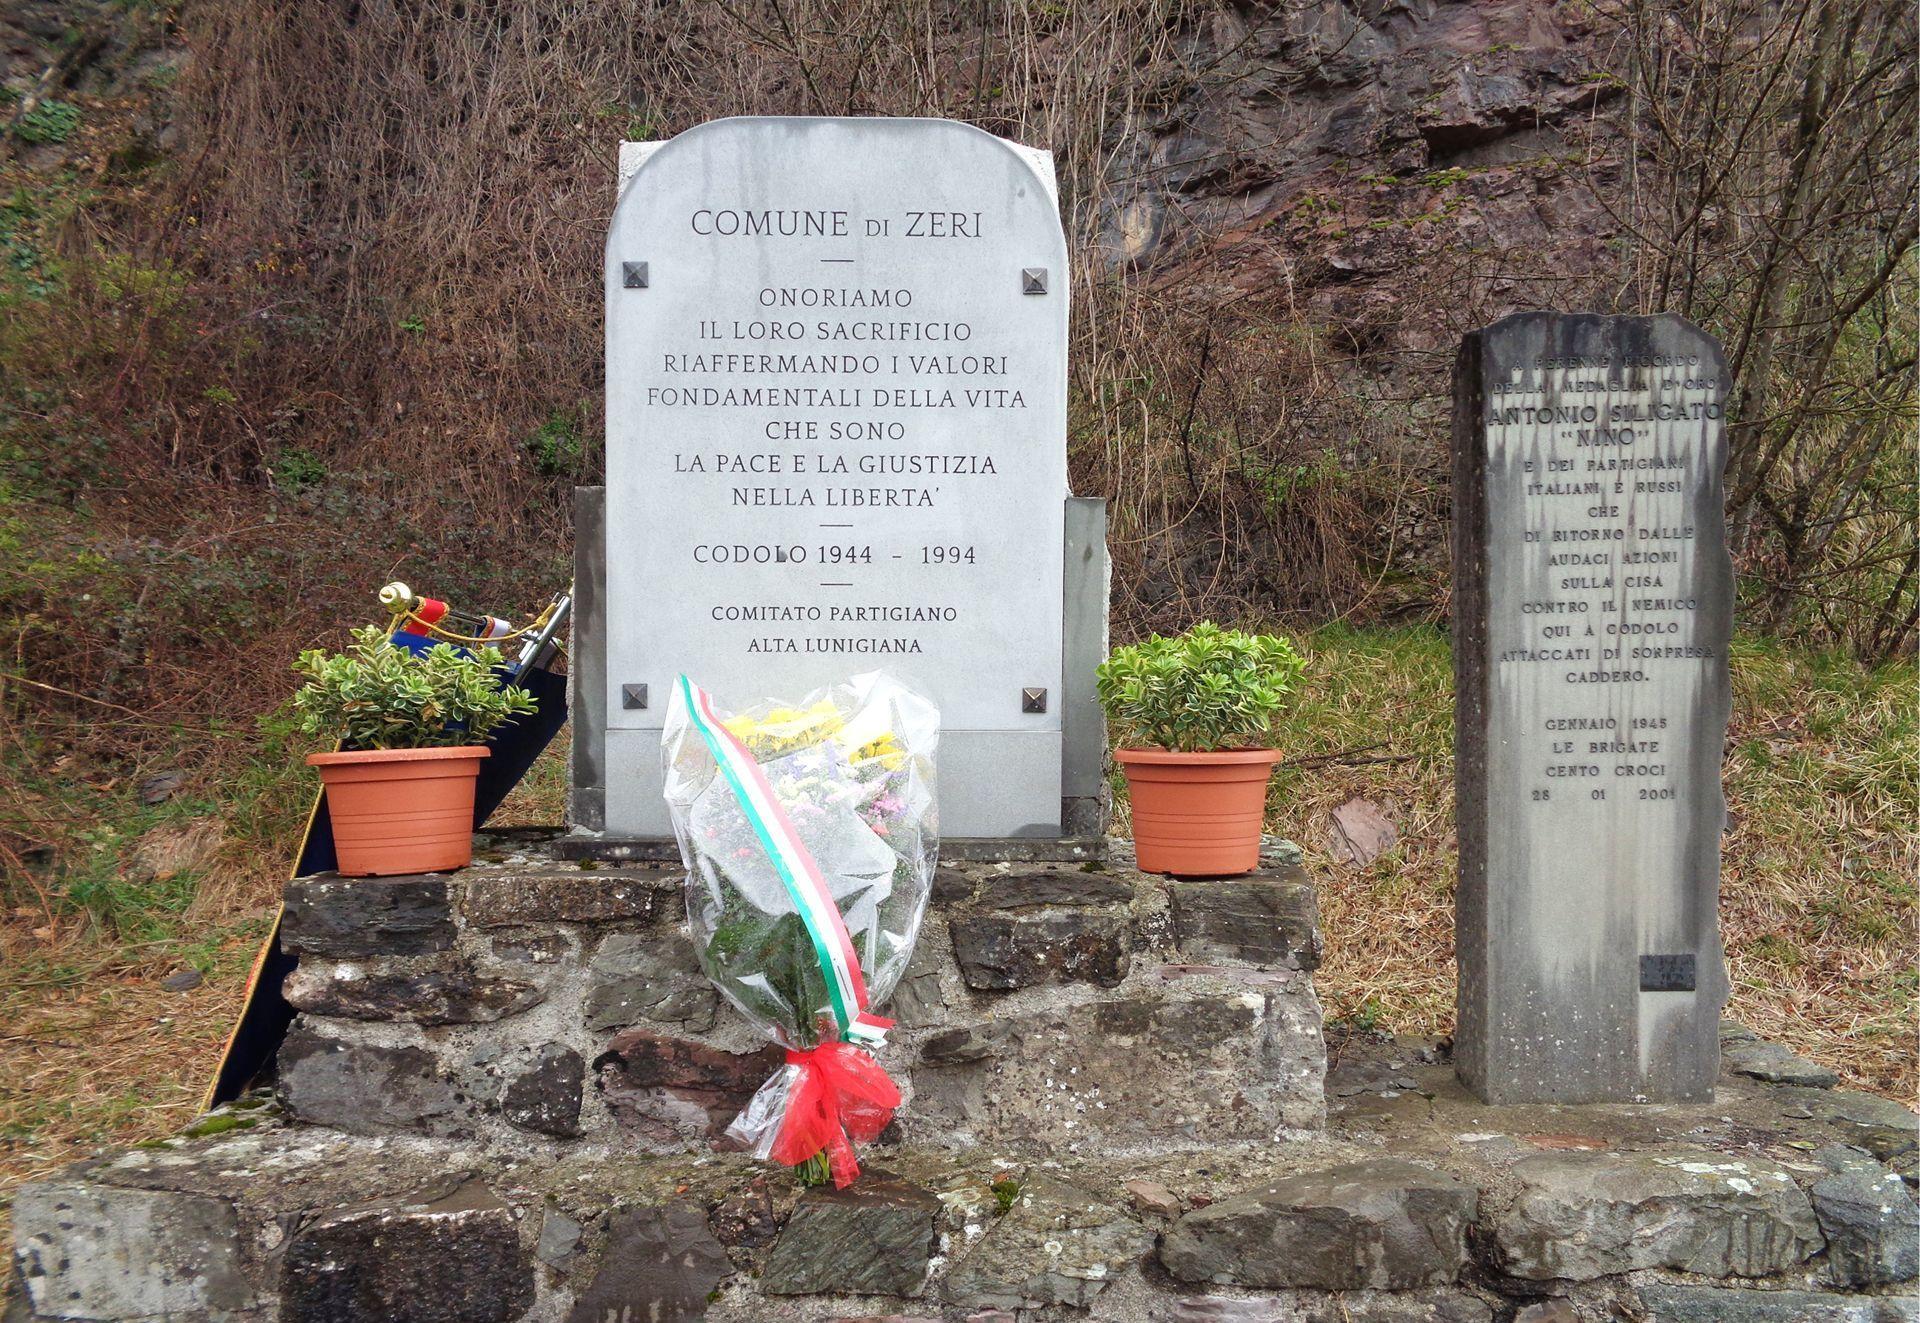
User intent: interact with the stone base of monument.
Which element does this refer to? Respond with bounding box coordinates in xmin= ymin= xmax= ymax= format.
xmin=10 ymin=835 xmax=1917 ymax=1322
xmin=256 ymin=834 xmax=1325 ymax=1157
xmin=12 ymin=1035 xmax=1914 ymax=1321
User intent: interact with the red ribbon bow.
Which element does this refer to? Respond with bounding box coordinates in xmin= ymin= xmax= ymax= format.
xmin=768 ymin=1042 xmax=901 ymax=1188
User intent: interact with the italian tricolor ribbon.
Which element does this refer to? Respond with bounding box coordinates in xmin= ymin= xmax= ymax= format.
xmin=677 ymin=675 xmax=894 ymax=1047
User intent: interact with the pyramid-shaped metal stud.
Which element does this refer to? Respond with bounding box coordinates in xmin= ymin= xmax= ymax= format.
xmin=1021 ymin=267 xmax=1048 ymax=295
xmin=622 ymin=261 xmax=649 ymax=289
xmin=622 ymin=683 xmax=649 ymax=710
xmin=1021 ymin=687 xmax=1048 ymax=713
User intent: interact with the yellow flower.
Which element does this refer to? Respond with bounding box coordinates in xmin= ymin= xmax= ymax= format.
xmin=724 ymin=701 xmax=845 ymax=756
xmin=849 ymin=731 xmax=907 ymax=771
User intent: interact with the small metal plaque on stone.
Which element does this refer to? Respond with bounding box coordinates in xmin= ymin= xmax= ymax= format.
xmin=1639 ymin=953 xmax=1697 ymax=992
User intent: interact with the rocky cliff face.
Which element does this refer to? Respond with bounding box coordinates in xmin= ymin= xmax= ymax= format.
xmin=1053 ymin=1 xmax=1636 ymax=622
xmin=1103 ymin=1 xmax=1628 ymax=356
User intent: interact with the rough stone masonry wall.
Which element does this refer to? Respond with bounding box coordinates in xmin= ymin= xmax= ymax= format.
xmin=270 ymin=837 xmax=1327 ymax=1158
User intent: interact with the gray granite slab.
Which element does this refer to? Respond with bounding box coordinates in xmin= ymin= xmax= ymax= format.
xmin=1453 ymin=311 xmax=1733 ymax=1103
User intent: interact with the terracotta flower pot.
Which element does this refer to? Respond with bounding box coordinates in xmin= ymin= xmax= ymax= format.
xmin=1115 ymin=747 xmax=1282 ymax=877
xmin=305 ymin=746 xmax=490 ymax=876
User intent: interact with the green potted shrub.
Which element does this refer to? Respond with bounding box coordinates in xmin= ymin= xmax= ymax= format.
xmin=1096 ymin=621 xmax=1305 ymax=876
xmin=293 ymin=626 xmax=538 ymax=876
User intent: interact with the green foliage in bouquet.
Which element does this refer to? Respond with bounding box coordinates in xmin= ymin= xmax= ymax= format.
xmin=700 ymin=908 xmax=835 ymax=1044
xmin=1096 ymin=621 xmax=1305 ymax=752
xmin=291 ymin=625 xmax=538 ymax=750
xmin=698 ymin=897 xmax=910 ymax=1053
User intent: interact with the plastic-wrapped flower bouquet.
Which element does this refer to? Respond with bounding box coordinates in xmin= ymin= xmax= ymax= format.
xmin=662 ymin=672 xmax=937 ymax=1186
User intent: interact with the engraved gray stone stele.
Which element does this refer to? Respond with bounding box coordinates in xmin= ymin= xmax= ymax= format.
xmin=1453 ymin=311 xmax=1733 ymax=1103
xmin=599 ymin=117 xmax=1073 ymax=838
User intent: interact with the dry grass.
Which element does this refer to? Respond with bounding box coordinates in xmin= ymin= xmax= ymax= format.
xmin=1263 ymin=626 xmax=1460 ymax=1042
xmin=0 ymin=690 xmax=307 ymax=1237
xmin=1273 ymin=625 xmax=1918 ymax=1104
xmin=0 ymin=920 xmax=272 ymax=1173
xmin=0 ymin=894 xmax=280 ymax=1247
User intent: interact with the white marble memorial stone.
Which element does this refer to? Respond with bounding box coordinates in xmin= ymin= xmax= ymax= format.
xmin=601 ymin=118 xmax=1069 ymax=837
xmin=1453 ymin=312 xmax=1733 ymax=1103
